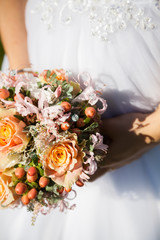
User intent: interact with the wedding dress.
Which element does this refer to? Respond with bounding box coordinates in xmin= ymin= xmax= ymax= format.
xmin=1 ymin=0 xmax=160 ymax=240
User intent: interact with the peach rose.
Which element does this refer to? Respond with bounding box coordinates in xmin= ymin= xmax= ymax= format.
xmin=0 ymin=173 xmax=15 ymax=208
xmin=0 ymin=108 xmax=29 ymax=170
xmin=40 ymin=69 xmax=68 ymax=84
xmin=43 ymin=134 xmax=84 ymax=189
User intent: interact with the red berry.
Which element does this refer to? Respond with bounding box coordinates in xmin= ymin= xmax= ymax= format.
xmin=85 ymin=107 xmax=96 ymax=118
xmin=27 ymin=167 xmax=37 ymax=176
xmin=14 ymin=93 xmax=25 ymax=102
xmin=57 ymin=187 xmax=64 ymax=194
xmin=15 ymin=167 xmax=25 ymax=179
xmin=33 ymin=73 xmax=38 ymax=77
xmin=0 ymin=89 xmax=10 ymax=99
xmin=15 ymin=183 xmax=27 ymax=195
xmin=76 ymin=179 xmax=84 ymax=187
xmin=39 ymin=177 xmax=50 ymax=188
xmin=28 ymin=188 xmax=38 ymax=200
xmin=27 ymin=173 xmax=38 ymax=183
xmin=61 ymin=102 xmax=71 ymax=112
xmin=65 ymin=187 xmax=72 ymax=192
xmin=61 ymin=122 xmax=70 ymax=131
xmin=21 ymin=194 xmax=30 ymax=205
xmin=76 ymin=118 xmax=85 ymax=128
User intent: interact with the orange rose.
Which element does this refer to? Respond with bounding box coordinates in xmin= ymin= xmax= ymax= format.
xmin=43 ymin=134 xmax=84 ymax=189
xmin=0 ymin=173 xmax=15 ymax=208
xmin=0 ymin=108 xmax=29 ymax=170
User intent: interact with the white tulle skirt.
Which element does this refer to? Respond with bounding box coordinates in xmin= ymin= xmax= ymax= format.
xmin=1 ymin=0 xmax=160 ymax=239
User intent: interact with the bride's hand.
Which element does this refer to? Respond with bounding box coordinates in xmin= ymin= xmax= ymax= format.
xmin=91 ymin=105 xmax=160 ymax=180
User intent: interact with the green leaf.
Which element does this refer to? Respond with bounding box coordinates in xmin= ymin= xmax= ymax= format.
xmin=7 ymin=98 xmax=14 ymax=101
xmin=83 ymin=122 xmax=99 ymax=133
xmin=50 ymin=73 xmax=57 ymax=81
xmin=24 ymin=165 xmax=30 ymax=172
xmin=37 ymin=82 xmax=43 ymax=88
xmin=26 ymin=90 xmax=31 ymax=97
xmin=45 ymin=185 xmax=56 ymax=192
xmin=18 ymin=164 xmax=24 ymax=168
xmin=8 ymin=87 xmax=15 ymax=98
xmin=30 ymin=152 xmax=39 ymax=163
xmin=27 ymin=181 xmax=39 ymax=189
xmin=69 ymin=81 xmax=81 ymax=96
xmin=36 ymin=164 xmax=44 ymax=176
xmin=89 ymin=145 xmax=94 ymax=152
xmin=27 ymin=202 xmax=34 ymax=212
xmin=46 ymin=70 xmax=51 ymax=78
xmin=48 ymin=197 xmax=61 ymax=204
xmin=84 ymin=117 xmax=91 ymax=124
xmin=14 ymin=115 xmax=24 ymax=121
xmin=37 ymin=190 xmax=44 ymax=200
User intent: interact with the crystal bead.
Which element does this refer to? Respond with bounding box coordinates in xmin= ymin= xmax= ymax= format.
xmin=32 ymin=0 xmax=157 ymax=42
xmin=72 ymin=114 xmax=79 ymax=122
xmin=10 ymin=70 xmax=17 ymax=76
xmin=154 ymin=0 xmax=160 ymax=10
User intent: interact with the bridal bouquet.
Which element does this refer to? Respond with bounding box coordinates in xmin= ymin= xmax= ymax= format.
xmin=0 ymin=69 xmax=107 ymax=223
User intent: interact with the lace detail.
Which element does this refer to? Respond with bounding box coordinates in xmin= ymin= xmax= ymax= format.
xmin=32 ymin=0 xmax=157 ymax=42
xmin=154 ymin=0 xmax=160 ymax=10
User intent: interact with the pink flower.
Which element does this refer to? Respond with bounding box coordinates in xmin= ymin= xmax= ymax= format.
xmin=54 ymin=86 xmax=62 ymax=98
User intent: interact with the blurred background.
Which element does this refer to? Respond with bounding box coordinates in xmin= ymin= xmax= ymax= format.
xmin=0 ymin=41 xmax=4 ymax=69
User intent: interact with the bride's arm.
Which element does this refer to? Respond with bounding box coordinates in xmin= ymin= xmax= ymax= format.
xmin=101 ymin=105 xmax=160 ymax=169
xmin=0 ymin=0 xmax=30 ymax=69
xmin=91 ymin=105 xmax=160 ymax=180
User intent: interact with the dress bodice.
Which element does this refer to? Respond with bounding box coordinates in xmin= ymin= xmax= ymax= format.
xmin=30 ymin=0 xmax=160 ymax=37
xmin=24 ymin=0 xmax=160 ymax=117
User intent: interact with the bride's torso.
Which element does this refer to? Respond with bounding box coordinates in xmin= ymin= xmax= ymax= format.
xmin=25 ymin=0 xmax=160 ymax=117
xmin=1 ymin=2 xmax=160 ymax=240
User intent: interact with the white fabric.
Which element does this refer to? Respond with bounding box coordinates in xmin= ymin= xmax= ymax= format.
xmin=1 ymin=0 xmax=160 ymax=239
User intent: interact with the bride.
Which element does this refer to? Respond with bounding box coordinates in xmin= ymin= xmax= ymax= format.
xmin=0 ymin=0 xmax=160 ymax=239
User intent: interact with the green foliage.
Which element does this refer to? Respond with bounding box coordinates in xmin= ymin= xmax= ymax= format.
xmin=46 ymin=70 xmax=51 ymax=78
xmin=29 ymin=152 xmax=44 ymax=176
xmin=61 ymin=81 xmax=73 ymax=99
xmin=29 ymin=152 xmax=39 ymax=164
xmin=37 ymin=82 xmax=43 ymax=88
xmin=5 ymin=87 xmax=16 ymax=101
xmin=37 ymin=190 xmax=44 ymax=201
xmin=26 ymin=90 xmax=31 ymax=97
xmin=84 ymin=117 xmax=91 ymax=124
xmin=82 ymin=122 xmax=99 ymax=133
xmin=69 ymin=81 xmax=81 ymax=96
xmin=26 ymin=181 xmax=39 ymax=189
xmin=27 ymin=202 xmax=35 ymax=212
xmin=36 ymin=163 xmax=44 ymax=177
xmin=50 ymin=73 xmax=57 ymax=81
xmin=14 ymin=115 xmax=24 ymax=121
xmin=45 ymin=184 xmax=58 ymax=194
